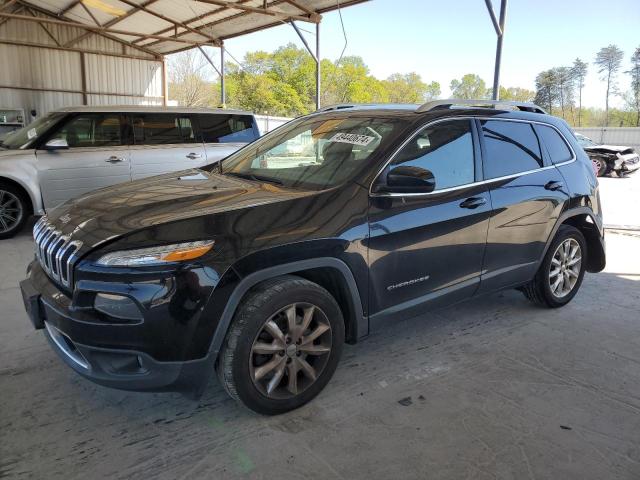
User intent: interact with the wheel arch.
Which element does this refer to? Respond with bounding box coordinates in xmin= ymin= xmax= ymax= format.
xmin=543 ymin=208 xmax=605 ymax=273
xmin=0 ymin=176 xmax=35 ymax=215
xmin=207 ymin=257 xmax=367 ymax=359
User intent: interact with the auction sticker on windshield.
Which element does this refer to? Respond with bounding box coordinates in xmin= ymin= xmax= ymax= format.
xmin=329 ymin=133 xmax=375 ymax=146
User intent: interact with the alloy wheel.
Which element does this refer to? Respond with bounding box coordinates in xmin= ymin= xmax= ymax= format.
xmin=549 ymin=238 xmax=582 ymax=298
xmin=249 ymin=303 xmax=332 ymax=399
xmin=0 ymin=190 xmax=23 ymax=234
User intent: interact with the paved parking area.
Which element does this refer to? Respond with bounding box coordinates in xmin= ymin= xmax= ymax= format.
xmin=599 ymin=171 xmax=640 ymax=228
xmin=2 ymin=177 xmax=640 ymax=479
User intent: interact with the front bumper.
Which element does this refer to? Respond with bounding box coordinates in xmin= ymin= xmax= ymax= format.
xmin=615 ymin=153 xmax=640 ymax=173
xmin=20 ymin=261 xmax=215 ymax=395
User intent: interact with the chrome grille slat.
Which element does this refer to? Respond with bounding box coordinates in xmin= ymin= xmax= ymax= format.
xmin=32 ymin=217 xmax=82 ymax=288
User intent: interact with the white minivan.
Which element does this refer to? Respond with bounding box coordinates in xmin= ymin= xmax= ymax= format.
xmin=0 ymin=106 xmax=260 ymax=238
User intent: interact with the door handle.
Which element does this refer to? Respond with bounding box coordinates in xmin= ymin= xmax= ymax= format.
xmin=186 ymin=152 xmax=202 ymax=159
xmin=459 ymin=197 xmax=487 ymax=209
xmin=544 ymin=181 xmax=564 ymax=191
xmin=105 ymin=156 xmax=124 ymax=163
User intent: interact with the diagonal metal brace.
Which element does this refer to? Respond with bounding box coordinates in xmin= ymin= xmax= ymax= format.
xmin=197 ymin=45 xmax=222 ymax=77
xmin=290 ymin=20 xmax=317 ymax=63
xmin=484 ymin=0 xmax=502 ymax=36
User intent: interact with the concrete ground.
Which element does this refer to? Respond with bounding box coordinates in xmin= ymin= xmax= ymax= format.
xmin=2 ymin=174 xmax=640 ymax=479
xmin=599 ymin=169 xmax=640 ymax=229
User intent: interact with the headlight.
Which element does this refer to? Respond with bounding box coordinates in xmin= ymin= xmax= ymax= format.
xmin=96 ymin=240 xmax=215 ymax=267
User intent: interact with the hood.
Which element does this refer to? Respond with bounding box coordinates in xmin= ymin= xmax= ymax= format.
xmin=46 ymin=169 xmax=312 ymax=249
xmin=0 ymin=147 xmax=33 ymax=159
xmin=584 ymin=144 xmax=636 ymax=154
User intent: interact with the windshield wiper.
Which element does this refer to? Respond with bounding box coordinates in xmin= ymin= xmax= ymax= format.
xmin=225 ymin=171 xmax=283 ymax=186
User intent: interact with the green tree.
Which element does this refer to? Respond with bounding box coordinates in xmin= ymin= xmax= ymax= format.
xmin=450 ymin=74 xmax=488 ymax=99
xmin=594 ymin=44 xmax=625 ymax=126
xmin=534 ymin=69 xmax=557 ymax=115
xmin=168 ymin=46 xmax=440 ymax=116
xmin=626 ymin=46 xmax=640 ymax=126
xmin=552 ymin=66 xmax=575 ymax=119
xmin=498 ymin=86 xmax=535 ymax=102
xmin=384 ymin=73 xmax=439 ymax=103
xmin=571 ymin=58 xmax=588 ymax=126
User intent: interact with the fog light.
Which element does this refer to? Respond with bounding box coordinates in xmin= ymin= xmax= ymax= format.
xmin=94 ymin=293 xmax=143 ymax=322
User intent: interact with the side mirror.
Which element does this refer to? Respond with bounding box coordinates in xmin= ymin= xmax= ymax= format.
xmin=383 ymin=165 xmax=435 ymax=193
xmin=44 ymin=138 xmax=69 ymax=150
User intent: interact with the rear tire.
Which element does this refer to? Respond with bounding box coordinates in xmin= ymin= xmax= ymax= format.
xmin=217 ymin=275 xmax=344 ymax=415
xmin=592 ymin=157 xmax=608 ymax=177
xmin=522 ymin=225 xmax=587 ymax=308
xmin=0 ymin=182 xmax=29 ymax=239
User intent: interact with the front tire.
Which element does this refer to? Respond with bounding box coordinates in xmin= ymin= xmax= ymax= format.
xmin=217 ymin=275 xmax=344 ymax=415
xmin=0 ymin=182 xmax=29 ymax=239
xmin=522 ymin=225 xmax=587 ymax=308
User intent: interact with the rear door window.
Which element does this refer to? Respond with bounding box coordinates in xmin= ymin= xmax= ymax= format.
xmin=480 ymin=120 xmax=543 ymax=179
xmin=536 ymin=124 xmax=573 ymax=164
xmin=197 ymin=114 xmax=258 ymax=143
xmin=132 ymin=114 xmax=197 ymax=145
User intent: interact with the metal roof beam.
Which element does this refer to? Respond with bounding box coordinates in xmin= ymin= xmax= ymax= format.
xmin=1 ymin=0 xmax=18 ymax=12
xmin=59 ymin=0 xmax=82 ymax=16
xmin=141 ymin=0 xmax=309 ymax=49
xmin=63 ymin=0 xmax=159 ymax=48
xmin=0 ymin=37 xmax=159 ymax=60
xmin=78 ymin=1 xmax=101 ymax=26
xmin=131 ymin=0 xmax=253 ymax=45
xmin=25 ymin=5 xmax=61 ymax=46
xmin=193 ymin=0 xmax=318 ymax=23
xmin=283 ymin=0 xmax=314 ymax=16
xmin=116 ymin=0 xmax=221 ymax=46
xmin=0 ymin=11 xmax=207 ymax=46
xmin=14 ymin=0 xmax=162 ymax=58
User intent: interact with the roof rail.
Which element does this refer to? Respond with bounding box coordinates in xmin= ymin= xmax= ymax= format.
xmin=317 ymin=104 xmax=359 ymax=112
xmin=316 ymin=103 xmax=419 ymax=113
xmin=416 ymin=99 xmax=548 ymax=114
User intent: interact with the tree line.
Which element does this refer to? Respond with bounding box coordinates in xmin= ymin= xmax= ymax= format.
xmin=169 ymin=44 xmax=441 ymax=117
xmin=535 ymin=44 xmax=640 ymax=127
xmin=168 ymin=43 xmax=640 ymax=127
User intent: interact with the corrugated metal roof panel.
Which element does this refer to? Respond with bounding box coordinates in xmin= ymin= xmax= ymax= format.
xmin=0 ymin=0 xmax=369 ymax=56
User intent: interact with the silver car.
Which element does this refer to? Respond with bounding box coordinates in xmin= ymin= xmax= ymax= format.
xmin=0 ymin=106 xmax=260 ymax=238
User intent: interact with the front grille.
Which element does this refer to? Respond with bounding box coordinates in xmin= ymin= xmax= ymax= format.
xmin=33 ymin=217 xmax=82 ymax=288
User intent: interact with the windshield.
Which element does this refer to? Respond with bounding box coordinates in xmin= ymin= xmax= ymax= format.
xmin=576 ymin=134 xmax=598 ymax=148
xmin=215 ymin=115 xmax=408 ymax=190
xmin=0 ymin=113 xmax=65 ymax=149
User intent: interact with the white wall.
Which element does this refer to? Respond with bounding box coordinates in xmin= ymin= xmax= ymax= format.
xmin=573 ymin=128 xmax=640 ymax=151
xmin=254 ymin=115 xmax=292 ymax=134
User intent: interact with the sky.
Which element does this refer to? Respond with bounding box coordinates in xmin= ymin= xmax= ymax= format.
xmin=192 ymin=0 xmax=640 ymax=109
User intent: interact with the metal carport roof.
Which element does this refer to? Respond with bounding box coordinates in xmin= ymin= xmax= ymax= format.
xmin=0 ymin=0 xmax=369 ymax=58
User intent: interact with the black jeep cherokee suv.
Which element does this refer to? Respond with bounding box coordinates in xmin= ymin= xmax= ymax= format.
xmin=20 ymin=100 xmax=605 ymax=415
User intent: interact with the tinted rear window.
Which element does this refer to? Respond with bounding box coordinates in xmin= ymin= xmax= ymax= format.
xmin=132 ymin=114 xmax=196 ymax=145
xmin=536 ymin=124 xmax=573 ymax=164
xmin=481 ymin=120 xmax=543 ymax=179
xmin=198 ymin=114 xmax=257 ymax=143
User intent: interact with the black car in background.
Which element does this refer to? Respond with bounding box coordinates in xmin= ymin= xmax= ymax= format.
xmin=20 ymin=100 xmax=605 ymax=415
xmin=575 ymin=133 xmax=640 ymax=177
